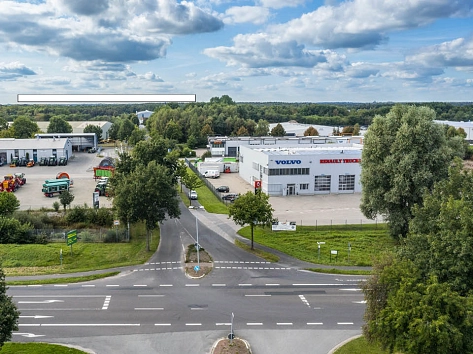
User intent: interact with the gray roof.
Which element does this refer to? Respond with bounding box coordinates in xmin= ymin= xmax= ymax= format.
xmin=0 ymin=138 xmax=69 ymax=149
xmin=255 ymin=146 xmax=362 ymax=156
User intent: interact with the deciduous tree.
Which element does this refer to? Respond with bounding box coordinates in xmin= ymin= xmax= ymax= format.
xmin=47 ymin=116 xmax=73 ymax=134
xmin=228 ymin=191 xmax=274 ymax=250
xmin=12 ymin=116 xmax=39 ymax=139
xmin=84 ymin=124 xmax=103 ymax=141
xmin=254 ymin=119 xmax=269 ymax=136
xmin=182 ymin=172 xmax=203 ymax=206
xmin=0 ymin=193 xmax=20 ymax=216
xmin=270 ymin=123 xmax=286 ymax=137
xmin=303 ymin=126 xmax=319 ymax=136
xmin=59 ymin=190 xmax=75 ymax=212
xmin=360 ymin=105 xmax=461 ymax=239
xmin=0 ymin=266 xmax=20 ymax=348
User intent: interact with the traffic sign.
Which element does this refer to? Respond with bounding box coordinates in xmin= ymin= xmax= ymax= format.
xmin=66 ymin=230 xmax=77 ymax=246
xmin=194 ymin=265 xmax=200 ymax=272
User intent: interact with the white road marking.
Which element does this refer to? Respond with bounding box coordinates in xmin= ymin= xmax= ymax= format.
xmin=154 ymin=323 xmax=172 ymax=326
xmin=102 ymin=295 xmax=111 ymax=310
xmin=299 ymin=295 xmax=311 ymax=307
xmin=185 ymin=323 xmax=202 ymax=326
xmin=339 ymin=288 xmax=362 ymax=291
xmin=41 ymin=324 xmax=140 ymax=327
xmin=307 ymin=322 xmax=323 ymax=325
xmin=106 ymin=285 xmax=119 ymax=287
xmin=337 ymin=322 xmax=354 ymax=325
xmin=216 ymin=323 xmax=231 ymax=326
xmin=353 ymin=300 xmax=367 ymax=304
xmin=277 ymin=323 xmax=293 ymax=326
xmin=138 ymin=295 xmax=165 ymax=297
xmin=18 ymin=300 xmax=64 ymax=304
xmin=81 ymin=285 xmax=95 ymax=287
xmin=13 ymin=332 xmax=45 ymax=338
xmin=245 ymin=294 xmax=271 ymax=297
xmin=160 ymin=284 xmax=173 ymax=287
xmin=19 ymin=315 xmax=53 ymax=319
xmin=212 ymin=284 xmax=226 ymax=287
xmin=53 ymin=285 xmax=68 ymax=287
xmin=266 ymin=284 xmax=280 ymax=286
xmin=185 ymin=284 xmax=200 ymax=287
xmin=135 ymin=308 xmax=163 ymax=310
xmin=239 ymin=284 xmax=252 ymax=286
xmin=247 ymin=323 xmax=263 ymax=326
xmin=133 ymin=285 xmax=147 ymax=287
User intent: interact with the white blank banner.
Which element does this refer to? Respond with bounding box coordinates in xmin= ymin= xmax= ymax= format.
xmin=17 ymin=94 xmax=196 ymax=103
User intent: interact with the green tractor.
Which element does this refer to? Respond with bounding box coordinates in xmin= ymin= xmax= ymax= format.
xmin=48 ymin=156 xmax=57 ymax=166
xmin=38 ymin=157 xmax=48 ymax=166
xmin=58 ymin=156 xmax=68 ymax=166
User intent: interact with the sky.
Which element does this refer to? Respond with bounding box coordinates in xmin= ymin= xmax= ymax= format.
xmin=0 ymin=0 xmax=473 ymax=104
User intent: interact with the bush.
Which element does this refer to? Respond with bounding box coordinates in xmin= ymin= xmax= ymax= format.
xmin=0 ymin=217 xmax=34 ymax=244
xmin=65 ymin=205 xmax=88 ymax=224
xmin=95 ymin=208 xmax=114 ymax=227
xmin=14 ymin=211 xmax=46 ymax=229
xmin=53 ymin=201 xmax=60 ymax=212
xmin=201 ymin=150 xmax=212 ymax=160
xmin=104 ymin=230 xmax=117 ymax=243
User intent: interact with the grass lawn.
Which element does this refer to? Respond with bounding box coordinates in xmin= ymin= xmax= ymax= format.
xmin=334 ymin=336 xmax=392 ymax=354
xmin=0 ymin=343 xmax=87 ymax=353
xmin=7 ymin=272 xmax=120 ymax=286
xmin=0 ymin=223 xmax=159 ymax=276
xmin=237 ymin=223 xmax=395 ymax=267
xmin=179 ymin=168 xmax=229 ymax=214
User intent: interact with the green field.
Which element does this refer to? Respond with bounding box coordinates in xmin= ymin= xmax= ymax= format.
xmin=238 ymin=223 xmax=395 ymax=266
xmin=334 ymin=336 xmax=391 ymax=354
xmin=0 ymin=343 xmax=87 ymax=354
xmin=0 ymin=223 xmax=159 ymax=276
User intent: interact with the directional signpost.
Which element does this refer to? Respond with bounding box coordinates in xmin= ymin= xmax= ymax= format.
xmin=66 ymin=229 xmax=77 ymax=255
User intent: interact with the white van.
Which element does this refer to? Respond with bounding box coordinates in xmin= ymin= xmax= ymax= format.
xmin=203 ymin=170 xmax=220 ymax=178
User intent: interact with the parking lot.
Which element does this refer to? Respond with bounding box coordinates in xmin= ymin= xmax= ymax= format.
xmin=5 ymin=148 xmax=115 ymax=211
xmin=6 ymin=148 xmax=378 ymax=226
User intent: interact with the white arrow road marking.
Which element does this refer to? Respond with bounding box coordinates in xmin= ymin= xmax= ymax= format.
xmin=13 ymin=333 xmax=45 ymax=338
xmin=18 ymin=300 xmax=64 ymax=304
xmin=19 ymin=315 xmax=54 ymax=319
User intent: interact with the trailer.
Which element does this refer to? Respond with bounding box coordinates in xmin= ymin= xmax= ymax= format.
xmin=42 ymin=180 xmax=70 ymax=198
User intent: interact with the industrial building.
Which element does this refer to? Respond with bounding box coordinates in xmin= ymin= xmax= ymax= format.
xmin=35 ymin=133 xmax=97 ymax=151
xmin=238 ymin=144 xmax=363 ymax=196
xmin=0 ymin=137 xmax=72 ymax=164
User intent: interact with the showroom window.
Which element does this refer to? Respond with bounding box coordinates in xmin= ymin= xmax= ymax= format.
xmin=314 ymin=175 xmax=331 ymax=191
xmin=338 ymin=175 xmax=355 ymax=191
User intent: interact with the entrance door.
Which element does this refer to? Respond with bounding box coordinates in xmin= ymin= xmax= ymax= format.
xmin=287 ymin=184 xmax=295 ymax=195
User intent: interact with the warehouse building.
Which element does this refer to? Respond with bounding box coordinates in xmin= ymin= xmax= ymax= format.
xmin=207 ymin=135 xmax=363 ymax=157
xmin=0 ymin=137 xmax=72 ymax=164
xmin=239 ymin=144 xmax=363 ymax=196
xmin=35 ymin=133 xmax=97 ymax=151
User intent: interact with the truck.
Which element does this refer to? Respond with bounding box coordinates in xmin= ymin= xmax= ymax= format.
xmin=42 ymin=180 xmax=70 ymax=197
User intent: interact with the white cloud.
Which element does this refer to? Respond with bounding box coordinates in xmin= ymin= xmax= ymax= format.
xmin=406 ymin=37 xmax=473 ymax=71
xmin=256 ymin=0 xmax=306 ymax=10
xmin=0 ymin=61 xmax=37 ymax=80
xmin=223 ymin=6 xmax=270 ymax=25
xmin=0 ymin=0 xmax=224 ymax=63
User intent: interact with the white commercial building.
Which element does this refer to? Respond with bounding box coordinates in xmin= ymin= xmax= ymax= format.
xmin=239 ymin=144 xmax=363 ymax=196
xmin=0 ymin=137 xmax=73 ymax=164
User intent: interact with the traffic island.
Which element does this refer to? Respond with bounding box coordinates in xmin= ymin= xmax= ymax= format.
xmin=184 ymin=243 xmax=213 ymax=278
xmin=211 ymin=337 xmax=252 ymax=354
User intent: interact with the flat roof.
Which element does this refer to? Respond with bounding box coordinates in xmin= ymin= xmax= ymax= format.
xmin=0 ymin=138 xmax=69 ymax=149
xmin=252 ymin=146 xmax=362 ymax=156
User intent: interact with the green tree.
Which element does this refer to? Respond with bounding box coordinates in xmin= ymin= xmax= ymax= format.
xmin=228 ymin=191 xmax=274 ymax=250
xmin=235 ymin=126 xmax=248 ymax=136
xmin=112 ymin=161 xmax=180 ymax=251
xmin=128 ymin=127 xmax=146 ymax=146
xmin=254 ymin=119 xmax=269 ymax=136
xmin=360 ymin=105 xmax=460 ymax=239
xmin=353 ymin=123 xmax=361 ymax=135
xmin=0 ymin=192 xmax=20 ymax=216
xmin=270 ymin=123 xmax=286 ymax=137
xmin=176 ymin=160 xmax=188 ymax=192
xmin=59 ymin=190 xmax=75 ymax=212
xmin=84 ymin=124 xmax=103 ymax=141
xmin=164 ymin=120 xmax=183 ymax=142
xmin=201 ymin=123 xmax=214 ymax=138
xmin=118 ymin=119 xmax=135 ymax=142
xmin=182 ymin=172 xmax=203 ymax=205
xmin=0 ymin=266 xmax=20 ymax=348
xmin=12 ymin=116 xmax=39 ymax=139
xmin=303 ymin=126 xmax=319 ymax=136
xmin=47 ymin=116 xmax=73 ymax=134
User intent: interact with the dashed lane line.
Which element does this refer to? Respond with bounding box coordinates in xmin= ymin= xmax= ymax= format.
xmin=101 ymin=296 xmax=111 ymax=310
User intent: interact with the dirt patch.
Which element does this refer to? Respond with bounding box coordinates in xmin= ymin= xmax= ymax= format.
xmin=212 ymin=338 xmax=251 ymax=354
xmin=185 ymin=244 xmax=213 ymax=278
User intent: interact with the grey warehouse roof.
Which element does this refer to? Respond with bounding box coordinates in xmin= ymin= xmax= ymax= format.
xmin=0 ymin=138 xmax=69 ymax=149
xmin=254 ymin=146 xmax=362 ymax=156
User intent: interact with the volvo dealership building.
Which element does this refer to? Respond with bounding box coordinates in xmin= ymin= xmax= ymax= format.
xmin=239 ymin=144 xmax=363 ymax=196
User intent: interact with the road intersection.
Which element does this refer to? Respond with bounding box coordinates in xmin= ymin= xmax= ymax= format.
xmin=8 ymin=200 xmax=366 ymax=353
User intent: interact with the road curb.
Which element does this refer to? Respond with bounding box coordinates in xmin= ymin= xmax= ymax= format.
xmin=210 ymin=337 xmax=252 ymax=354
xmin=327 ymin=334 xmax=362 ymax=354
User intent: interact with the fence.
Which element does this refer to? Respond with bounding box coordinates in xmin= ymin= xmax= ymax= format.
xmin=185 ymin=158 xmax=226 ymax=202
xmin=29 ymin=228 xmax=129 ymax=243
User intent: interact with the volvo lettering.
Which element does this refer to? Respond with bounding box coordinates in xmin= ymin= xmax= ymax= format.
xmin=275 ymin=160 xmax=301 ymax=165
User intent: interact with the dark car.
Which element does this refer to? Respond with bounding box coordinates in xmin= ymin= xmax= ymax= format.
xmin=222 ymin=193 xmax=238 ymax=202
xmin=216 ymin=185 xmax=230 ymax=193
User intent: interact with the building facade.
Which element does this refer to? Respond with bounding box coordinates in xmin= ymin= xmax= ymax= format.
xmin=0 ymin=137 xmax=73 ymax=164
xmin=239 ymin=145 xmax=363 ymax=196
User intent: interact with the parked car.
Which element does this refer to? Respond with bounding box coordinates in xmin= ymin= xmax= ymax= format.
xmin=222 ymin=193 xmax=238 ymax=202
xmin=216 ymin=185 xmax=230 ymax=193
xmin=188 ymin=190 xmax=198 ymax=200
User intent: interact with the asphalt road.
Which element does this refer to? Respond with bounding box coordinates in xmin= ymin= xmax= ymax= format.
xmin=8 ymin=202 xmax=365 ymax=354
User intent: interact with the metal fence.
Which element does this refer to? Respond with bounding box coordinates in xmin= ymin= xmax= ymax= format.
xmin=29 ymin=228 xmax=129 ymax=243
xmin=185 ymin=158 xmax=227 ymax=202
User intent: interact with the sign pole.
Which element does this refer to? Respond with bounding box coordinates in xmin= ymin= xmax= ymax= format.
xmin=230 ymin=312 xmax=234 ymax=344
xmin=60 ymin=248 xmax=63 ymax=267
xmin=196 ymin=217 xmax=200 ymax=269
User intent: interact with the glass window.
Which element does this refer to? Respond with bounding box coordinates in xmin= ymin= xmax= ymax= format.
xmin=339 ymin=175 xmax=355 ymax=191
xmin=300 ymin=183 xmax=309 ymax=190
xmin=315 ymin=175 xmax=331 ymax=191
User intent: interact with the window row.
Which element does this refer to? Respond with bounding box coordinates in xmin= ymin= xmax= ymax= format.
xmin=314 ymin=175 xmax=355 ymax=191
xmin=268 ymin=168 xmax=310 ymax=176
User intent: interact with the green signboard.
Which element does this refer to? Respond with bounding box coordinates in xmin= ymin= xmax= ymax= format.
xmin=66 ymin=229 xmax=77 ymax=246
